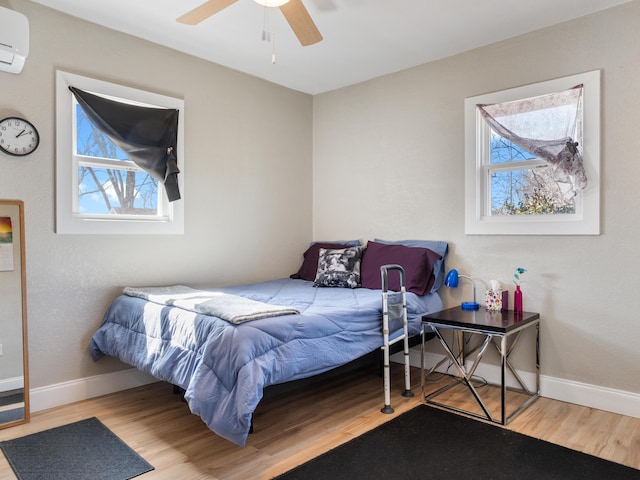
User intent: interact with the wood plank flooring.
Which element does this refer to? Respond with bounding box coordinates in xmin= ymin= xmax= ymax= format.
xmin=0 ymin=365 xmax=637 ymax=479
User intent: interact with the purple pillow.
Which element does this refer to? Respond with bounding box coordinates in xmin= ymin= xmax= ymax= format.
xmin=291 ymin=242 xmax=354 ymax=281
xmin=360 ymin=241 xmax=442 ymax=295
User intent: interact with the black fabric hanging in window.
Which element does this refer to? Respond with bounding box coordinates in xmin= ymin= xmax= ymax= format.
xmin=69 ymin=86 xmax=181 ymax=202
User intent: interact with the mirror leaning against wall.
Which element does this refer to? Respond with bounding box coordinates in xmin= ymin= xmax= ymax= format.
xmin=0 ymin=199 xmax=29 ymax=428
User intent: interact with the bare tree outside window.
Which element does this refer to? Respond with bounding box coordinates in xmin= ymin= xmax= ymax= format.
xmin=76 ymin=105 xmax=159 ymax=215
xmin=489 ymin=135 xmax=576 ymax=216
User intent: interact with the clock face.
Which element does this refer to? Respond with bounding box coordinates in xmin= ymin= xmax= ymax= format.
xmin=0 ymin=117 xmax=40 ymax=157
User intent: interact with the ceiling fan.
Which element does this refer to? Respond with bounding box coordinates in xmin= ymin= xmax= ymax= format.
xmin=177 ymin=0 xmax=323 ymax=46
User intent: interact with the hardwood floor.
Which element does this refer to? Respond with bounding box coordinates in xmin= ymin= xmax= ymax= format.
xmin=0 ymin=366 xmax=638 ymax=479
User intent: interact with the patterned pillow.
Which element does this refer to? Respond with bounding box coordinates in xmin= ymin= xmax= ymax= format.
xmin=313 ymin=246 xmax=365 ymax=288
xmin=290 ymin=241 xmax=361 ymax=281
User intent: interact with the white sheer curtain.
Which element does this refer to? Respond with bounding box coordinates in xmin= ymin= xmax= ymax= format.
xmin=478 ymin=85 xmax=586 ymax=196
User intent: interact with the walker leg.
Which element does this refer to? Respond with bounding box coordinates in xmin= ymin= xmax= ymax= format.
xmin=381 ymin=330 xmax=394 ymax=414
xmin=401 ymin=289 xmax=413 ymax=398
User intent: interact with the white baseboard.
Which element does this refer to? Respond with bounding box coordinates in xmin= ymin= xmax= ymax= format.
xmin=394 ymin=349 xmax=640 ymax=420
xmin=30 ymin=368 xmax=157 ymax=413
xmin=541 ymin=375 xmax=640 ymax=419
xmin=0 ymin=376 xmax=24 ymax=393
xmin=28 ymin=358 xmax=640 ymax=421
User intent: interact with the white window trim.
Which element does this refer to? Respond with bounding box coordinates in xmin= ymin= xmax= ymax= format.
xmin=464 ymin=70 xmax=600 ymax=235
xmin=55 ymin=70 xmax=185 ymax=234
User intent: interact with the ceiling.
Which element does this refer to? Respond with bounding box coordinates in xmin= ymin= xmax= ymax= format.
xmin=30 ymin=0 xmax=630 ymax=95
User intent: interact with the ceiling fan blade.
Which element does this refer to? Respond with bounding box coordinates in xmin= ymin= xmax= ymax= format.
xmin=279 ymin=0 xmax=323 ymax=46
xmin=177 ymin=0 xmax=239 ymax=25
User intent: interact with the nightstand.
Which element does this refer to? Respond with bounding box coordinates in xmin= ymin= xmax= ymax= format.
xmin=421 ymin=307 xmax=540 ymax=425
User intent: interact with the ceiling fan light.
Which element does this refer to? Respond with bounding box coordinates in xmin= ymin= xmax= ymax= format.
xmin=254 ymin=0 xmax=290 ymax=7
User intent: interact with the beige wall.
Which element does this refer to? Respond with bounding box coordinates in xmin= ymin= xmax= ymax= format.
xmin=313 ymin=0 xmax=640 ymax=401
xmin=0 ymin=0 xmax=313 ymax=389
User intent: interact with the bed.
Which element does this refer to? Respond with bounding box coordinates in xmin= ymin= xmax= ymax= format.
xmin=90 ymin=239 xmax=448 ymax=446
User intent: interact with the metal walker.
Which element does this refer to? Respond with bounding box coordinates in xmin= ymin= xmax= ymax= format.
xmin=380 ymin=264 xmax=414 ymax=413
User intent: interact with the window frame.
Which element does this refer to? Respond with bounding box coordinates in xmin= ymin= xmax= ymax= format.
xmin=55 ymin=70 xmax=185 ymax=235
xmin=464 ymin=70 xmax=600 ymax=235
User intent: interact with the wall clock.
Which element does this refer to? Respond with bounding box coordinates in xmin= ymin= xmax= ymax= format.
xmin=0 ymin=117 xmax=40 ymax=156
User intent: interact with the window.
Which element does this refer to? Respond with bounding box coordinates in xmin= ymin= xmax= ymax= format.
xmin=56 ymin=71 xmax=184 ymax=234
xmin=464 ymin=71 xmax=600 ymax=235
xmin=488 ymin=136 xmax=577 ymax=216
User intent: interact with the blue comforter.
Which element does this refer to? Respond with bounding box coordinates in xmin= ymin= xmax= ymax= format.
xmin=90 ymin=278 xmax=443 ymax=446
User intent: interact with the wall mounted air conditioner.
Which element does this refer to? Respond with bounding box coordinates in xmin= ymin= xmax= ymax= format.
xmin=0 ymin=6 xmax=29 ymax=74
